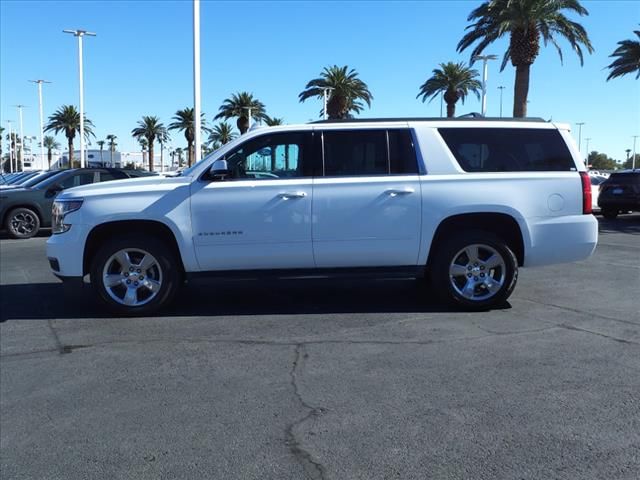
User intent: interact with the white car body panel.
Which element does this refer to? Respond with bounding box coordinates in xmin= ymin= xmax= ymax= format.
xmin=47 ymin=120 xmax=598 ymax=279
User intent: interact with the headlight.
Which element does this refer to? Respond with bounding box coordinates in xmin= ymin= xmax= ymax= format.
xmin=52 ymin=199 xmax=83 ymax=234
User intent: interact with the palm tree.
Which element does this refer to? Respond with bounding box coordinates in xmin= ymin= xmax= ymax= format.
xmin=44 ymin=105 xmax=95 ymax=168
xmin=42 ymin=136 xmax=60 ymax=169
xmin=417 ymin=62 xmax=482 ymax=118
xmin=607 ymin=28 xmax=640 ymax=80
xmin=174 ymin=147 xmax=184 ymax=167
xmin=457 ymin=0 xmax=593 ymax=117
xmin=106 ymin=134 xmax=117 ymax=166
xmin=208 ymin=122 xmax=237 ymax=147
xmin=157 ymin=129 xmax=171 ymax=172
xmin=299 ymin=65 xmax=373 ymax=119
xmin=96 ymin=140 xmax=105 ymax=165
xmin=264 ymin=115 xmax=283 ymax=126
xmin=215 ymin=92 xmax=267 ymax=134
xmin=131 ymin=116 xmax=167 ymax=172
xmin=168 ymin=108 xmax=207 ymax=167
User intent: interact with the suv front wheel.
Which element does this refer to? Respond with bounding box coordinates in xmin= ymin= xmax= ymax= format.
xmin=90 ymin=234 xmax=180 ymax=315
xmin=430 ymin=230 xmax=518 ymax=310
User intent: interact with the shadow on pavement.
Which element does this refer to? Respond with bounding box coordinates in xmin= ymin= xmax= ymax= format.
xmin=0 ymin=277 xmax=493 ymax=321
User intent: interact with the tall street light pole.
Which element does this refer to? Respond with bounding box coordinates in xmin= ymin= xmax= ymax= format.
xmin=576 ymin=122 xmax=585 ymax=159
xmin=64 ymin=29 xmax=96 ymax=168
xmin=14 ymin=105 xmax=26 ymax=169
xmin=585 ymin=138 xmax=591 ymax=169
xmin=473 ymin=54 xmax=497 ymax=116
xmin=193 ymin=0 xmax=202 ymax=164
xmin=321 ymin=87 xmax=334 ymax=120
xmin=29 ymin=80 xmax=51 ymax=170
xmin=632 ymin=135 xmax=638 ymax=170
xmin=498 ymin=86 xmax=505 ymax=118
xmin=6 ymin=120 xmax=14 ymax=173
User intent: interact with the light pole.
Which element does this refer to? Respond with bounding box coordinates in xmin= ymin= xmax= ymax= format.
xmin=242 ymin=106 xmax=253 ymax=131
xmin=64 ymin=29 xmax=96 ymax=168
xmin=29 ymin=80 xmax=51 ymax=170
xmin=576 ymin=122 xmax=585 ymax=157
xmin=6 ymin=120 xmax=14 ymax=173
xmin=584 ymin=137 xmax=591 ymax=169
xmin=633 ymin=135 xmax=638 ymax=170
xmin=193 ymin=0 xmax=202 ymax=164
xmin=473 ymin=54 xmax=497 ymax=116
xmin=498 ymin=86 xmax=506 ymax=118
xmin=14 ymin=105 xmax=26 ymax=169
xmin=321 ymin=87 xmax=334 ymax=120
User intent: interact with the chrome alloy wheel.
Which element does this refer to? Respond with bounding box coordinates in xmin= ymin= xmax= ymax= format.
xmin=101 ymin=248 xmax=163 ymax=307
xmin=448 ymin=244 xmax=506 ymax=302
xmin=10 ymin=211 xmax=37 ymax=236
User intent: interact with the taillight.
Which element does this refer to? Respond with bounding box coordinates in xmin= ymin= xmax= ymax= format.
xmin=580 ymin=172 xmax=592 ymax=214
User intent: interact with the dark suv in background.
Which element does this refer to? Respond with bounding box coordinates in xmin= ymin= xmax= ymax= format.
xmin=0 ymin=168 xmax=151 ymax=239
xmin=598 ymin=170 xmax=640 ymax=219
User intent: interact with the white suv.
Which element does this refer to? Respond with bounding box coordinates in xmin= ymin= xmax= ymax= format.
xmin=47 ymin=118 xmax=598 ymax=314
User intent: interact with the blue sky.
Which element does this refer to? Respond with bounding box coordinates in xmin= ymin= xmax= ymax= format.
xmin=1 ymin=0 xmax=639 ymax=160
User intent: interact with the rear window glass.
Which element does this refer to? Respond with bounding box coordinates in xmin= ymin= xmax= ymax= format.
xmin=438 ymin=128 xmax=576 ymax=172
xmin=607 ymin=173 xmax=640 ymax=184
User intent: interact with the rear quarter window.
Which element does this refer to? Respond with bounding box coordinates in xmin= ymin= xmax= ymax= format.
xmin=438 ymin=128 xmax=576 ymax=172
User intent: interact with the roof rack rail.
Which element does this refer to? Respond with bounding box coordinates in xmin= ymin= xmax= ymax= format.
xmin=310 ymin=117 xmax=547 ymax=124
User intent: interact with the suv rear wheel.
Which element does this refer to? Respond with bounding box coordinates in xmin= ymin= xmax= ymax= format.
xmin=90 ymin=234 xmax=180 ymax=315
xmin=5 ymin=207 xmax=40 ymax=239
xmin=430 ymin=230 xmax=518 ymax=310
xmin=602 ymin=208 xmax=618 ymax=220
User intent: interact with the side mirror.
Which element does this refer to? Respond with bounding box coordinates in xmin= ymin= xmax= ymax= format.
xmin=46 ymin=183 xmax=63 ymax=198
xmin=208 ymin=159 xmax=230 ymax=181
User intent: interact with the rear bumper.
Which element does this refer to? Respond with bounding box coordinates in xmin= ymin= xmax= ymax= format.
xmin=598 ymin=197 xmax=640 ymax=210
xmin=524 ymin=214 xmax=598 ymax=267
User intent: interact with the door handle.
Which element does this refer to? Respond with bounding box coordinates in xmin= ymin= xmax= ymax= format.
xmin=385 ymin=188 xmax=415 ymax=197
xmin=277 ymin=191 xmax=307 ymax=200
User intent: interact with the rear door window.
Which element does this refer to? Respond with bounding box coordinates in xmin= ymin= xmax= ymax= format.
xmin=322 ymin=129 xmax=418 ymax=176
xmin=438 ymin=128 xmax=576 ymax=172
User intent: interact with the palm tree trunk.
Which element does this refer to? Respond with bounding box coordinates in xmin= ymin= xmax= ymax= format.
xmin=513 ymin=64 xmax=530 ymax=118
xmin=67 ymin=137 xmax=74 ymax=169
xmin=47 ymin=149 xmax=52 ymax=169
xmin=148 ymin=142 xmax=154 ymax=171
xmin=110 ymin=147 xmax=114 ymax=167
xmin=188 ymin=141 xmax=193 ymax=167
xmin=446 ymin=102 xmax=456 ymax=118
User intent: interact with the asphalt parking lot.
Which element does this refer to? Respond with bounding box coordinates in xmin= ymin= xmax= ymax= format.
xmin=1 ymin=215 xmax=639 ymax=480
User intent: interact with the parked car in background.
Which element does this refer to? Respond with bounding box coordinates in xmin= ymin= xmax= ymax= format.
xmin=0 ymin=171 xmax=42 ymax=189
xmin=0 ymin=168 xmax=146 ymax=239
xmin=589 ymin=175 xmax=608 ymax=212
xmin=0 ymin=170 xmax=62 ymax=190
xmin=598 ymin=170 xmax=640 ymax=219
xmin=47 ymin=118 xmax=598 ymax=314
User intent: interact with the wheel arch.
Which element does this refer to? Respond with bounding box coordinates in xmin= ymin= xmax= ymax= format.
xmin=426 ymin=212 xmax=525 ymax=268
xmin=83 ymin=220 xmax=186 ymax=276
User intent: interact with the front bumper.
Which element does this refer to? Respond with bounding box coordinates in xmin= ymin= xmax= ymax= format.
xmin=46 ymin=224 xmax=90 ymax=277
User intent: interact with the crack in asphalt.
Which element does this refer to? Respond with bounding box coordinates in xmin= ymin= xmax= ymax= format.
xmin=559 ymin=324 xmax=640 ymax=346
xmin=46 ymin=320 xmax=65 ymax=354
xmin=519 ymin=298 xmax=640 ymax=327
xmin=285 ymin=344 xmax=327 ymax=480
xmin=0 ymin=327 xmax=566 ymax=359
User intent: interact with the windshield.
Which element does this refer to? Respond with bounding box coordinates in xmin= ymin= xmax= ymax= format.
xmin=21 ymin=170 xmax=63 ymax=188
xmin=34 ymin=170 xmax=70 ymax=189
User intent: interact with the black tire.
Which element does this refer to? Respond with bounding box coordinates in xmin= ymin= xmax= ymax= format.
xmin=602 ymin=208 xmax=618 ymax=220
xmin=5 ymin=207 xmax=41 ymax=239
xmin=90 ymin=234 xmax=181 ymax=316
xmin=429 ymin=230 xmax=518 ymax=311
